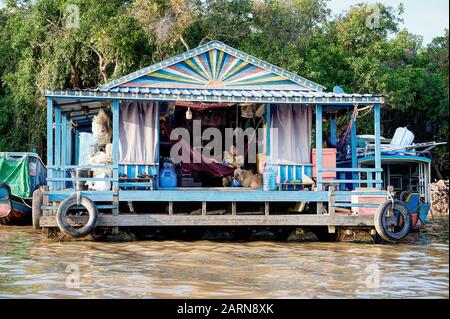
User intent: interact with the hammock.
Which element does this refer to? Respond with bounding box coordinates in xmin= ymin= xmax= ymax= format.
xmin=327 ymin=105 xmax=358 ymax=151
xmin=161 ymin=121 xmax=236 ymax=177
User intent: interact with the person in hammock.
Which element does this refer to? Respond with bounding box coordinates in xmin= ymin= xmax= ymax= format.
xmin=223 ymin=145 xmax=244 ymax=168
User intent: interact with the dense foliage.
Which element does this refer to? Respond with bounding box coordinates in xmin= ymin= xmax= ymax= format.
xmin=0 ymin=0 xmax=448 ymax=177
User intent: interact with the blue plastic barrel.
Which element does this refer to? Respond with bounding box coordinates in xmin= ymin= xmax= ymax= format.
xmin=159 ymin=165 xmax=177 ymax=188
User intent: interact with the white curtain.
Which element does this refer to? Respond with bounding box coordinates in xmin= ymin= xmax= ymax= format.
xmin=270 ymin=104 xmax=312 ymax=164
xmin=78 ymin=132 xmax=97 ymax=165
xmin=119 ymin=101 xmax=159 ymax=164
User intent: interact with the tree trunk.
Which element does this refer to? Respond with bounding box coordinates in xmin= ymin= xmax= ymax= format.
xmin=70 ymin=62 xmax=81 ymax=89
xmin=90 ymin=45 xmax=109 ymax=83
xmin=432 ymin=160 xmax=443 ymax=180
xmin=179 ymin=35 xmax=190 ymax=50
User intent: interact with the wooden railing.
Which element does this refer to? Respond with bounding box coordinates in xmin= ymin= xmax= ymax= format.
xmin=318 ymin=167 xmax=383 ymax=190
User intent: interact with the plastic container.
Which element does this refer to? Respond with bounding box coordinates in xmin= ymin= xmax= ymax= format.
xmin=263 ymin=165 xmax=277 ymax=191
xmin=312 ymin=148 xmax=337 ymax=179
xmin=72 ymin=168 xmax=93 ymax=191
xmin=391 ymin=127 xmax=414 ymax=147
xmin=231 ymin=178 xmax=241 ymax=187
xmin=159 ymin=161 xmax=177 ymax=188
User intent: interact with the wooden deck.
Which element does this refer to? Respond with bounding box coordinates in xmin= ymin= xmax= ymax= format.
xmin=46 ymin=188 xmax=332 ymax=202
xmin=39 ymin=213 xmax=374 ymax=227
xmin=40 ymin=188 xmax=386 ymax=230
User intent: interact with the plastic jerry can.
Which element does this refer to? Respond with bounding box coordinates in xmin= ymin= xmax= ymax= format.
xmin=159 ymin=163 xmax=177 ymax=188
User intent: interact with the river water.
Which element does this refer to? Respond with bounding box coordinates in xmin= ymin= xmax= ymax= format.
xmin=0 ymin=217 xmax=448 ymax=299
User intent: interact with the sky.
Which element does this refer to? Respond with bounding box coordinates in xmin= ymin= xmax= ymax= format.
xmin=328 ymin=0 xmax=449 ymax=44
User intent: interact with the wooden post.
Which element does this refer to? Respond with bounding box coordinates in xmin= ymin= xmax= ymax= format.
xmin=202 ymin=202 xmax=207 ymax=215
xmin=74 ymin=128 xmax=80 ymax=165
xmin=328 ymin=186 xmax=335 ymax=214
xmin=315 ymin=104 xmax=323 ymax=191
xmin=55 ymin=105 xmax=61 ymax=190
xmin=266 ymin=104 xmax=271 ymax=161
xmin=374 ymin=103 xmax=382 ymax=189
xmin=350 ymin=115 xmax=357 ymax=190
xmin=265 ymin=202 xmax=269 ymax=215
xmin=231 ymin=202 xmax=236 ymax=215
xmin=42 ymin=185 xmax=49 ymax=217
xmin=112 ymin=100 xmax=120 ymax=188
xmin=112 ymin=186 xmax=119 ymax=234
xmin=330 ymin=112 xmax=337 ymax=146
xmin=46 ymin=98 xmax=54 ymax=191
xmin=156 ymin=102 xmax=160 ymax=166
xmin=61 ymin=113 xmax=68 ymax=190
xmin=61 ymin=113 xmax=67 ymax=167
xmin=111 ymin=101 xmax=120 ymax=235
xmin=168 ymin=201 xmax=173 ymax=215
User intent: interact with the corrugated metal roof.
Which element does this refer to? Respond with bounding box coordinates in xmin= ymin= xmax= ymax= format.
xmin=45 ymin=88 xmax=384 ymax=105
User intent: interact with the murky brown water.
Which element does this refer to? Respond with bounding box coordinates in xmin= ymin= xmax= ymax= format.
xmin=0 ymin=217 xmax=448 ymax=299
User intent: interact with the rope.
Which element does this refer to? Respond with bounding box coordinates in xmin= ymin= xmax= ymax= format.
xmin=357 ymin=104 xmax=373 ymax=118
xmin=19 ymin=197 xmax=33 ymax=209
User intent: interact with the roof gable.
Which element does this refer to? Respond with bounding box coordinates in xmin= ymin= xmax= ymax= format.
xmin=101 ymin=41 xmax=325 ymax=92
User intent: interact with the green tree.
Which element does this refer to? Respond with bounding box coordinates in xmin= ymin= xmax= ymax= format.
xmin=0 ymin=0 xmax=448 ymax=177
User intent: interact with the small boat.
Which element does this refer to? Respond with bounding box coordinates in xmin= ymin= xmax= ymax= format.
xmin=0 ymin=152 xmax=47 ymax=225
xmin=337 ymin=127 xmax=446 ymax=230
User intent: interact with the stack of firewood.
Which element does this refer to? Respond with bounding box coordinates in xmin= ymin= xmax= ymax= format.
xmin=430 ymin=180 xmax=449 ymax=215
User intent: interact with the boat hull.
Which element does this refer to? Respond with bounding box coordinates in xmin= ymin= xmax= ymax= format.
xmin=0 ymin=196 xmax=32 ymax=225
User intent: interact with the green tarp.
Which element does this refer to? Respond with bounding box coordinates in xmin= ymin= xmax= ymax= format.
xmin=0 ymin=156 xmax=30 ymax=198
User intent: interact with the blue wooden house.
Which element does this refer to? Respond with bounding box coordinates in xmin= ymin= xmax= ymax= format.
xmin=40 ymin=40 xmax=412 ymax=242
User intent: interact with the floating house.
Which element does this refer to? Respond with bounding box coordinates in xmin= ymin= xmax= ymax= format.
xmin=40 ymin=40 xmax=414 ymax=242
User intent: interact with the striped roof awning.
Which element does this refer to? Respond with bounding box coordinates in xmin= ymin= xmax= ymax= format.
xmin=45 ymin=41 xmax=385 ymax=106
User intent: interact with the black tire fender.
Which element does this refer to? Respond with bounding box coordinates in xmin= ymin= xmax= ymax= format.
xmin=32 ymin=187 xmax=43 ymax=229
xmin=56 ymin=195 xmax=99 ymax=237
xmin=374 ymin=199 xmax=412 ymax=242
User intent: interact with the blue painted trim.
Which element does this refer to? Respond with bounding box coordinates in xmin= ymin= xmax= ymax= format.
xmin=332 ymin=203 xmax=380 ymax=208
xmin=330 ymin=113 xmax=337 ymax=145
xmin=44 ymin=90 xmax=385 ymax=105
xmin=67 ymin=119 xmax=72 ymax=166
xmin=74 ymin=128 xmax=80 ymax=165
xmin=46 ymin=188 xmax=389 ymax=205
xmin=156 ymin=102 xmax=160 ymax=166
xmin=315 ymin=104 xmax=323 ymax=190
xmin=61 ymin=113 xmax=67 ymax=166
xmin=46 ymin=98 xmax=54 ymax=190
xmin=48 ymin=189 xmax=330 ymax=203
xmin=320 ymin=168 xmax=382 ymax=172
xmin=333 ymin=191 xmax=388 ymax=196
xmin=61 ymin=113 xmax=69 ymax=188
xmin=358 ymin=155 xmax=432 ymax=165
xmin=322 ymin=179 xmax=383 ymax=184
xmin=374 ymin=103 xmax=382 ymax=188
xmin=55 ymin=106 xmax=62 ymax=190
xmin=350 ymin=118 xmax=357 ymax=189
xmin=0 ymin=152 xmax=42 ymax=160
xmin=112 ymin=100 xmax=120 ymax=188
xmin=47 ymin=177 xmax=114 ymax=182
xmin=266 ymin=104 xmax=271 ymax=161
xmin=48 ymin=165 xmax=114 ymax=169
